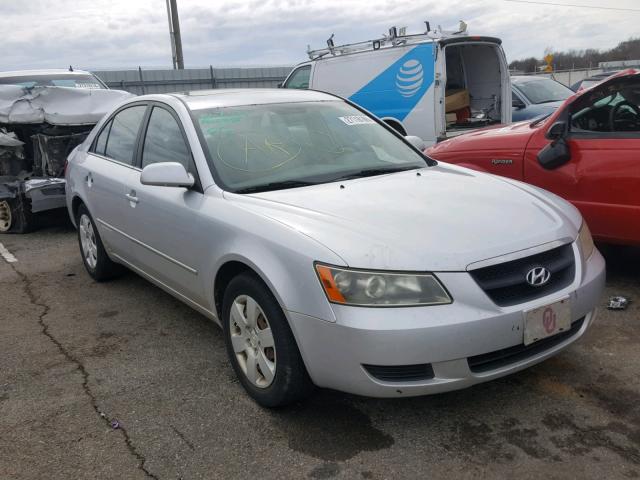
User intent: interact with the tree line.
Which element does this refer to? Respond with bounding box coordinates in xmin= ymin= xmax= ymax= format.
xmin=509 ymin=38 xmax=640 ymax=73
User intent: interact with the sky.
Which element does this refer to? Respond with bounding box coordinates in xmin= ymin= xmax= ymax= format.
xmin=1 ymin=0 xmax=639 ymax=71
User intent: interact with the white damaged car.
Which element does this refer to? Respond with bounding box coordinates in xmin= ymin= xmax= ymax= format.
xmin=65 ymin=89 xmax=605 ymax=407
xmin=0 ymin=69 xmax=131 ymax=232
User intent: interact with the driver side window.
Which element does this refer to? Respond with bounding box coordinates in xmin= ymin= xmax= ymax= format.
xmin=570 ymin=79 xmax=640 ymax=134
xmin=283 ymin=66 xmax=311 ymax=89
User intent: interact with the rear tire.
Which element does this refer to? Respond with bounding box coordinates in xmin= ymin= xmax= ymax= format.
xmin=222 ymin=272 xmax=314 ymax=407
xmin=76 ymin=204 xmax=123 ymax=281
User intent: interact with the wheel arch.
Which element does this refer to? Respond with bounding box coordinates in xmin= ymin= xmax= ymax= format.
xmin=70 ymin=195 xmax=85 ymax=227
xmin=212 ymin=255 xmax=295 ymax=323
xmin=209 ymin=247 xmax=337 ymax=327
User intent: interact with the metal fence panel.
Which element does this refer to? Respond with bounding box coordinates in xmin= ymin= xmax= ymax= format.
xmin=92 ymin=66 xmax=293 ymax=94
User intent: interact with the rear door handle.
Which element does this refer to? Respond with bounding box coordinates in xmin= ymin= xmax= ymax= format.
xmin=86 ymin=173 xmax=93 ymax=187
xmin=125 ymin=192 xmax=139 ymax=205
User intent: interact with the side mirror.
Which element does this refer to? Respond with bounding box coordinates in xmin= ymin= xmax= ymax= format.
xmin=405 ymin=135 xmax=426 ymax=151
xmin=546 ymin=121 xmax=567 ymax=141
xmin=512 ymin=97 xmax=526 ymax=109
xmin=140 ymin=162 xmax=194 ymax=188
xmin=537 ymin=139 xmax=571 ymax=170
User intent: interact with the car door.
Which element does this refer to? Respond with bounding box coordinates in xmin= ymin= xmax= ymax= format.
xmin=121 ymin=103 xmax=209 ymax=305
xmin=524 ymin=73 xmax=640 ymax=244
xmin=83 ymin=104 xmax=147 ymax=259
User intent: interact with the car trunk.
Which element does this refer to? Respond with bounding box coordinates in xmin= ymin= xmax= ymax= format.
xmin=439 ymin=39 xmax=509 ymax=138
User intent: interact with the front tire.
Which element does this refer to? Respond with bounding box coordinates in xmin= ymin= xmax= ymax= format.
xmin=222 ymin=273 xmax=314 ymax=407
xmin=0 ymin=197 xmax=35 ymax=234
xmin=76 ymin=204 xmax=123 ymax=281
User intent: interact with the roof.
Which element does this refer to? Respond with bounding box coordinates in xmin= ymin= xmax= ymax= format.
xmin=511 ymin=75 xmax=557 ymax=83
xmin=170 ymin=88 xmax=339 ymax=110
xmin=0 ymin=69 xmax=94 ymax=78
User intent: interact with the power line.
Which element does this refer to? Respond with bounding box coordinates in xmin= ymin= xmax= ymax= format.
xmin=504 ymin=0 xmax=640 ymax=12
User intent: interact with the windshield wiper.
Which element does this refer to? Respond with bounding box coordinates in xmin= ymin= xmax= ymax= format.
xmin=331 ymin=165 xmax=421 ymax=182
xmin=529 ymin=112 xmax=552 ymax=127
xmin=233 ymin=180 xmax=317 ymax=194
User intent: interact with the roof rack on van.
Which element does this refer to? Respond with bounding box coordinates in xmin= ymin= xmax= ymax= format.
xmin=306 ymin=22 xmax=469 ymax=60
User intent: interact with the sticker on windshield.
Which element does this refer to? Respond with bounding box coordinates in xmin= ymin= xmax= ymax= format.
xmin=338 ymin=115 xmax=375 ymax=125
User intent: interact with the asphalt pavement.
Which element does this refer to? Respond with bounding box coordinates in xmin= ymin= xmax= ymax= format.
xmin=1 ymin=223 xmax=639 ymax=479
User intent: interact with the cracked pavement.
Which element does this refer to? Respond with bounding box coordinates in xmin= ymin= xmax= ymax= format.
xmin=1 ymin=224 xmax=639 ymax=479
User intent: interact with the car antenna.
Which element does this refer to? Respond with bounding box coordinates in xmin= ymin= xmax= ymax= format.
xmin=69 ymin=65 xmax=74 ymax=72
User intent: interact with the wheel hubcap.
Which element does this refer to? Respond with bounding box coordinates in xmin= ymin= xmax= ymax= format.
xmin=0 ymin=201 xmax=11 ymax=232
xmin=79 ymin=214 xmax=98 ymax=269
xmin=229 ymin=295 xmax=276 ymax=388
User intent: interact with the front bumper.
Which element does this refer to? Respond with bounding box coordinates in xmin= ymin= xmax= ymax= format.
xmin=288 ymin=246 xmax=605 ymax=398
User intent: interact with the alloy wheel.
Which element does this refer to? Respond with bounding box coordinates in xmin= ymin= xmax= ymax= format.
xmin=79 ymin=214 xmax=98 ymax=269
xmin=229 ymin=295 xmax=276 ymax=388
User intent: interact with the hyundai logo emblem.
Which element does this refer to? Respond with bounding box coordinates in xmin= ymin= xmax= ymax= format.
xmin=526 ymin=267 xmax=551 ymax=287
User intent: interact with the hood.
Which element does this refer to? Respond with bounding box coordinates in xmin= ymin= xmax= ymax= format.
xmin=224 ymin=164 xmax=581 ymax=271
xmin=427 ymin=121 xmax=534 ymax=155
xmin=0 ymin=85 xmax=133 ymax=125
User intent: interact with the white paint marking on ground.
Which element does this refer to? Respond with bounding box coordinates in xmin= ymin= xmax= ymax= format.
xmin=0 ymin=242 xmax=17 ymax=263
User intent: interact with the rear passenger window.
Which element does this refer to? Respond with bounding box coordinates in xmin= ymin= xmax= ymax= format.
xmin=104 ymin=106 xmax=146 ymax=165
xmin=93 ymin=120 xmax=112 ymax=155
xmin=141 ymin=107 xmax=191 ymax=169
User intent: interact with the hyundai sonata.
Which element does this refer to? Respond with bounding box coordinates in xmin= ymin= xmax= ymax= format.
xmin=65 ymin=89 xmax=605 ymax=407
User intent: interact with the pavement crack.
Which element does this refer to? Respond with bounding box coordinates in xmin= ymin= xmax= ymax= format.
xmin=11 ymin=264 xmax=159 ymax=480
xmin=170 ymin=425 xmax=196 ymax=451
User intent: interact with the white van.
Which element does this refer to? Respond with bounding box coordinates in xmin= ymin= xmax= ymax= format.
xmin=282 ymin=26 xmax=512 ymax=146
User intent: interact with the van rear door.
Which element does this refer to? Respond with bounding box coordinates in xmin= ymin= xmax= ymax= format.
xmin=437 ymin=36 xmax=511 ymax=140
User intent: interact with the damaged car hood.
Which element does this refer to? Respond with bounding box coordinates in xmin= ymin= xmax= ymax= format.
xmin=0 ymin=85 xmax=133 ymax=125
xmin=225 ymin=164 xmax=582 ymax=271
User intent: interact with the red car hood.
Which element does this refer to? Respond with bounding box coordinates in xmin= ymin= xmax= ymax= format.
xmin=428 ymin=121 xmax=534 ymax=154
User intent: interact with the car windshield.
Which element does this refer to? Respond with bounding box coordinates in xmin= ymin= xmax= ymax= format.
xmin=515 ymin=78 xmax=573 ymax=104
xmin=192 ymin=101 xmax=427 ymax=193
xmin=0 ymin=74 xmax=106 ymax=89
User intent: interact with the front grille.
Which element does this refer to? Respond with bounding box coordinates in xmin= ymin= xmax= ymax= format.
xmin=469 ymin=243 xmax=575 ymax=307
xmin=363 ymin=363 xmax=435 ymax=382
xmin=467 ymin=316 xmax=585 ymax=373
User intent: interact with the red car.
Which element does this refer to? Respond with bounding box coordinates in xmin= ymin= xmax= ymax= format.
xmin=426 ymin=69 xmax=640 ymax=246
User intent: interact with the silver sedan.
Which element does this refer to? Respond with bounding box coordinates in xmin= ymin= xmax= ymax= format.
xmin=65 ymin=89 xmax=605 ymax=407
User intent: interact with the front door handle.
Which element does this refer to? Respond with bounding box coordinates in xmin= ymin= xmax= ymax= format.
xmin=125 ymin=192 xmax=139 ymax=205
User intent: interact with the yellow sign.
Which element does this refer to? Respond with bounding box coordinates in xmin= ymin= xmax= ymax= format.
xmin=544 ymin=53 xmax=553 ymax=72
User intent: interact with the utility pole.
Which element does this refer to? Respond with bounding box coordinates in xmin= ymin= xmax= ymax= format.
xmin=166 ymin=0 xmax=184 ymax=69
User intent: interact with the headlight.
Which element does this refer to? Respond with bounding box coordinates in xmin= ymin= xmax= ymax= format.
xmin=315 ymin=264 xmax=452 ymax=307
xmin=577 ymin=222 xmax=594 ymax=260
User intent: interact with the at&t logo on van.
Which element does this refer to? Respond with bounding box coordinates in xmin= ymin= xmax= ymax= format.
xmin=396 ymin=59 xmax=424 ymax=98
xmin=348 ymin=43 xmax=435 ymax=121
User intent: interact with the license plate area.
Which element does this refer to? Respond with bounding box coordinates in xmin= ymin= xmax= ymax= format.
xmin=524 ymin=297 xmax=571 ymax=346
